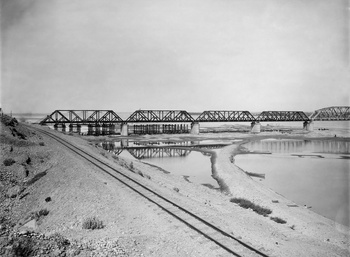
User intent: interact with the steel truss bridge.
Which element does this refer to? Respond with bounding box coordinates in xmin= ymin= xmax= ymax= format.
xmin=126 ymin=110 xmax=194 ymax=123
xmin=40 ymin=106 xmax=349 ymax=128
xmin=196 ymin=111 xmax=255 ymax=122
xmin=309 ymin=106 xmax=350 ymax=121
xmin=40 ymin=110 xmax=123 ymax=125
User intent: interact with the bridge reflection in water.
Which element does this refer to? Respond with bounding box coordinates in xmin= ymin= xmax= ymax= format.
xmin=243 ymin=140 xmax=350 ymax=154
xmin=100 ymin=141 xmax=228 ymax=159
xmin=101 ymin=142 xmax=191 ymax=159
xmin=128 ymin=148 xmax=191 ymax=159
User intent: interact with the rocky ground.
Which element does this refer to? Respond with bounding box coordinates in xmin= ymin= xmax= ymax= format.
xmin=0 ymin=114 xmax=349 ymax=256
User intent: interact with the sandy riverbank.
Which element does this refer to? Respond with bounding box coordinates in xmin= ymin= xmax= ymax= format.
xmin=80 ymin=128 xmax=350 ymax=256
xmin=91 ymin=130 xmax=350 ymax=256
xmin=1 ymin=118 xmax=349 ymax=256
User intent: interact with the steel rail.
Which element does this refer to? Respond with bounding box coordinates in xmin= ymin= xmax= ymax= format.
xmin=32 ymin=126 xmax=270 ymax=257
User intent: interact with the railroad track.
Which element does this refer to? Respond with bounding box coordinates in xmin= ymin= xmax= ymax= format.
xmin=32 ymin=126 xmax=271 ymax=257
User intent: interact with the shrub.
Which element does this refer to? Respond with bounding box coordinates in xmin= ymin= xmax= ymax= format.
xmin=49 ymin=233 xmax=70 ymax=248
xmin=38 ymin=209 xmax=49 ymax=216
xmin=31 ymin=209 xmax=49 ymax=220
xmin=12 ymin=237 xmax=35 ymax=256
xmin=3 ymin=158 xmax=15 ymax=166
xmin=253 ymin=205 xmax=272 ymax=216
xmin=230 ymin=198 xmax=272 ymax=216
xmin=45 ymin=197 xmax=51 ymax=202
xmin=270 ymin=217 xmax=287 ymax=224
xmin=230 ymin=198 xmax=254 ymax=208
xmin=82 ymin=217 xmax=104 ymax=230
xmin=130 ymin=162 xmax=134 ymax=170
xmin=173 ymin=187 xmax=179 ymax=193
xmin=39 ymin=142 xmax=45 ymax=146
xmin=4 ymin=117 xmax=18 ymax=127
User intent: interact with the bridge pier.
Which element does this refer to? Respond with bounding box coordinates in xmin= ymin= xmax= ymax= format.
xmin=303 ymin=121 xmax=314 ymax=131
xmin=69 ymin=124 xmax=73 ymax=133
xmin=77 ymin=124 xmax=81 ymax=134
xmin=251 ymin=122 xmax=261 ymax=133
xmin=121 ymin=123 xmax=128 ymax=136
xmin=121 ymin=139 xmax=129 ymax=147
xmin=95 ymin=125 xmax=101 ymax=136
xmin=109 ymin=124 xmax=116 ymax=134
xmin=101 ymin=124 xmax=107 ymax=135
xmin=88 ymin=125 xmax=94 ymax=135
xmin=62 ymin=124 xmax=66 ymax=132
xmin=191 ymin=122 xmax=200 ymax=135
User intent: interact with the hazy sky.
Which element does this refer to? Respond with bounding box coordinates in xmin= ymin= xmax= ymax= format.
xmin=1 ymin=0 xmax=349 ymax=113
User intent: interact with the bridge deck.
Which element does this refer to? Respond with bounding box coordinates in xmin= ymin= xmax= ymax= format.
xmin=39 ymin=107 xmax=349 ymax=125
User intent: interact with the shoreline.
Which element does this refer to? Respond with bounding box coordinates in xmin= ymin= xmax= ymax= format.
xmin=213 ymin=141 xmax=350 ymax=226
xmin=92 ymin=131 xmax=350 ymax=230
xmin=95 ymin=131 xmax=350 ymax=229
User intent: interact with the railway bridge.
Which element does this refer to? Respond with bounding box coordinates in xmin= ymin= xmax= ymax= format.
xmin=39 ymin=106 xmax=349 ymax=135
xmin=39 ymin=110 xmax=123 ymax=135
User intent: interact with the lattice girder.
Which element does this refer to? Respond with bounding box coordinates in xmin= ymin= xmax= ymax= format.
xmin=126 ymin=110 xmax=194 ymax=123
xmin=86 ymin=111 xmax=99 ymax=122
xmin=39 ymin=110 xmax=123 ymax=125
xmin=257 ymin=111 xmax=309 ymax=122
xmin=196 ymin=111 xmax=256 ymax=122
xmin=100 ymin=111 xmax=123 ymax=123
xmin=70 ymin=111 xmax=83 ymax=123
xmin=310 ymin=106 xmax=350 ymax=121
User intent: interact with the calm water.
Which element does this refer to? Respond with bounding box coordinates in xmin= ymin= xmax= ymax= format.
xmin=100 ymin=141 xmax=221 ymax=188
xmin=101 ymin=138 xmax=350 ymax=226
xmin=236 ymin=140 xmax=350 ymax=226
xmin=142 ymin=151 xmax=217 ymax=187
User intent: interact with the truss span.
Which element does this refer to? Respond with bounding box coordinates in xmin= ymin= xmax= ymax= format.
xmin=126 ymin=110 xmax=194 ymax=123
xmin=257 ymin=111 xmax=310 ymax=122
xmin=196 ymin=111 xmax=255 ymax=122
xmin=309 ymin=106 xmax=350 ymax=121
xmin=127 ymin=147 xmax=191 ymax=159
xmin=39 ymin=110 xmax=123 ymax=125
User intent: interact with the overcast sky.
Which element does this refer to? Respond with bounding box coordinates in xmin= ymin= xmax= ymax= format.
xmin=1 ymin=0 xmax=349 ymax=113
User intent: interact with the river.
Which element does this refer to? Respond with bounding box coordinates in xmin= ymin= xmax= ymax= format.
xmin=235 ymin=139 xmax=350 ymax=227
